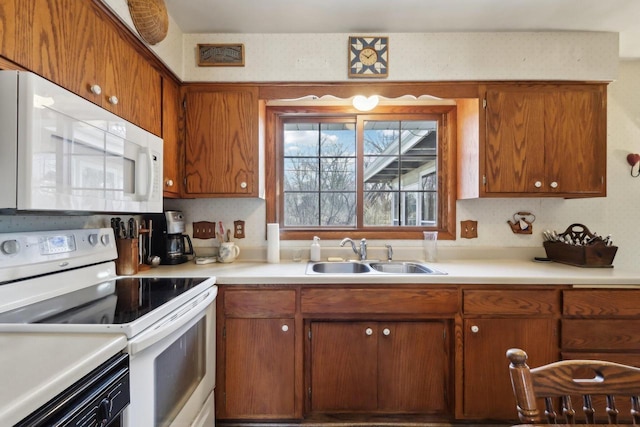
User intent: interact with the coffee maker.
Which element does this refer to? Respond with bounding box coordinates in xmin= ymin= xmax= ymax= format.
xmin=146 ymin=211 xmax=194 ymax=265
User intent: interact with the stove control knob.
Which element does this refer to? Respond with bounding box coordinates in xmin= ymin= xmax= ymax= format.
xmin=88 ymin=233 xmax=99 ymax=246
xmin=100 ymin=234 xmax=110 ymax=246
xmin=1 ymin=239 xmax=20 ymax=255
xmin=97 ymin=398 xmax=112 ymax=425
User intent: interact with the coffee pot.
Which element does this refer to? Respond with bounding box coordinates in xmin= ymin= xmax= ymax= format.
xmin=146 ymin=210 xmax=194 ymax=265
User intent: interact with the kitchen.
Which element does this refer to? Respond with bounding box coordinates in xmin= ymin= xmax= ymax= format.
xmin=1 ymin=0 xmax=640 ymax=426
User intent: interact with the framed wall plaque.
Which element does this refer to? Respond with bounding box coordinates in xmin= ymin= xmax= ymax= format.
xmin=197 ymin=44 xmax=245 ymax=66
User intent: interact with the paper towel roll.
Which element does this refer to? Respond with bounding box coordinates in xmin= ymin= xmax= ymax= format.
xmin=267 ymin=223 xmax=280 ymax=263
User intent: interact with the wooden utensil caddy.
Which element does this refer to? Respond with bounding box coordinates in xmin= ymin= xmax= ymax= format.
xmin=543 ymin=223 xmax=617 ymax=268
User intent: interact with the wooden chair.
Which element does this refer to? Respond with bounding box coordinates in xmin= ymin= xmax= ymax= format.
xmin=506 ymin=348 xmax=640 ymax=424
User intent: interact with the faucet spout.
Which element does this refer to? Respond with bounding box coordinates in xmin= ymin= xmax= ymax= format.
xmin=339 ymin=237 xmax=367 ymax=261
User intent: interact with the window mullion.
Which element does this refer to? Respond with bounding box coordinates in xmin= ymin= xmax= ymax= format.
xmin=356 ymin=116 xmax=365 ymax=228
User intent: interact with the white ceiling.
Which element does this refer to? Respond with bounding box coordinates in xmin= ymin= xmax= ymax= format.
xmin=163 ymin=0 xmax=640 ymax=59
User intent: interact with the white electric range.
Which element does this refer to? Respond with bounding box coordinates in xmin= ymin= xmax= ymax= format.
xmin=0 ymin=228 xmax=217 ymax=427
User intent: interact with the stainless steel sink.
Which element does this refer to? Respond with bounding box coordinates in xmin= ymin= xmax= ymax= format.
xmin=305 ymin=261 xmax=446 ymax=275
xmin=309 ymin=262 xmax=372 ymax=274
xmin=368 ymin=261 xmax=442 ymax=274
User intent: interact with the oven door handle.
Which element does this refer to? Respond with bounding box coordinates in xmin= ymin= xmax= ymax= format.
xmin=128 ymin=289 xmax=216 ymax=354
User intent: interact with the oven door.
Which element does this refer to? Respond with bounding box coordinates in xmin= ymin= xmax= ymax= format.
xmin=123 ymin=287 xmax=216 ymax=427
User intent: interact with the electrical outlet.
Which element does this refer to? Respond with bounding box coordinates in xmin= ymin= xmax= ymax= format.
xmin=234 ymin=220 xmax=245 ymax=239
xmin=460 ymin=220 xmax=478 ymax=239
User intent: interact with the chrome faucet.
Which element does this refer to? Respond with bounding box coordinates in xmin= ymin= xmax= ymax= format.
xmin=340 ymin=237 xmax=367 ymax=261
xmin=385 ymin=244 xmax=393 ymax=261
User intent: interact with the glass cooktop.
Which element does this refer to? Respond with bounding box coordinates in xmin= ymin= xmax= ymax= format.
xmin=0 ymin=277 xmax=210 ymax=325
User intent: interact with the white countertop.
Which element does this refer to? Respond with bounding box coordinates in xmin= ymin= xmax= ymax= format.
xmin=0 ymin=332 xmax=127 ymax=426
xmin=135 ymin=257 xmax=640 ymax=287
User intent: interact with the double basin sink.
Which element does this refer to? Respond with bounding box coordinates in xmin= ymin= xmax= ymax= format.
xmin=305 ymin=260 xmax=446 ymax=275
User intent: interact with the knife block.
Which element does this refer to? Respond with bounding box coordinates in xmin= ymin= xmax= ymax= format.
xmin=116 ymin=238 xmax=139 ymax=276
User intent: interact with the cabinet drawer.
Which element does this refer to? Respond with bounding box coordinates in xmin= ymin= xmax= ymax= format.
xmin=562 ymin=319 xmax=640 ymax=350
xmin=563 ymin=290 xmax=640 ymax=316
xmin=224 ymin=289 xmax=296 ymax=317
xmin=301 ymin=288 xmax=458 ymax=314
xmin=463 ymin=290 xmax=559 ymax=315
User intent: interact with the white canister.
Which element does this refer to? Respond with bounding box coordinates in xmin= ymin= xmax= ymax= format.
xmin=267 ymin=223 xmax=280 ymax=263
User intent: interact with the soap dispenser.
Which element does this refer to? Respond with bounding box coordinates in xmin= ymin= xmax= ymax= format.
xmin=310 ymin=236 xmax=321 ymax=262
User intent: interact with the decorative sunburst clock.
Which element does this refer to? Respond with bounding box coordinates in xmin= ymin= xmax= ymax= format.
xmin=348 ymin=36 xmax=389 ymax=78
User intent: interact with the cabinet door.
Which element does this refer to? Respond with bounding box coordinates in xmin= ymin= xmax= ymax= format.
xmin=545 ymin=87 xmax=605 ymax=195
xmin=378 ymin=321 xmax=449 ymax=413
xmin=0 ymin=0 xmax=19 ymax=64
xmin=19 ymin=0 xmax=100 ymax=100
xmin=184 ymin=88 xmax=258 ymax=196
xmin=310 ymin=322 xmax=377 ymax=412
xmin=485 ymin=87 xmax=545 ymax=193
xmin=463 ymin=318 xmax=558 ymax=420
xmin=224 ymin=318 xmax=295 ymax=418
xmin=102 ymin=27 xmax=162 ymax=136
xmin=162 ymin=77 xmax=182 ymax=197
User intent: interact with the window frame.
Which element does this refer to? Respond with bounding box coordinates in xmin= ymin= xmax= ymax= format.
xmin=265 ymin=105 xmax=457 ymax=240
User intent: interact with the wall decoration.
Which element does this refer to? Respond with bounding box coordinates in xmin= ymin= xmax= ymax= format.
xmin=197 ymin=44 xmax=245 ymax=66
xmin=128 ymin=0 xmax=169 ymax=45
xmin=348 ymin=36 xmax=388 ymax=78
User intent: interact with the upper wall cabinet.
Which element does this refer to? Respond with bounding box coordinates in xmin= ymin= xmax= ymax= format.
xmin=162 ymin=77 xmax=182 ymax=197
xmin=183 ymin=86 xmax=260 ymax=197
xmin=458 ymin=83 xmax=607 ymax=198
xmin=0 ymin=0 xmax=19 ymax=64
xmin=11 ymin=0 xmax=161 ymax=136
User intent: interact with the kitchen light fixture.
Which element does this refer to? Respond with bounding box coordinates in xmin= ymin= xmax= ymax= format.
xmin=352 ymin=95 xmax=379 ymax=111
xmin=627 ymin=153 xmax=640 ymax=177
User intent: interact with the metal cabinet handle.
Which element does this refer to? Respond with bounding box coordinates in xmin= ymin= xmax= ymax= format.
xmin=281 ymin=324 xmax=289 ymax=332
xmin=471 ymin=325 xmax=479 ymax=333
xmin=365 ymin=327 xmax=373 ymax=336
xmin=165 ymin=179 xmax=174 ymax=187
xmin=108 ymin=95 xmax=119 ymax=105
xmin=550 ymin=181 xmax=559 ymax=189
xmin=90 ymin=84 xmax=102 ymax=95
xmin=382 ymin=328 xmax=391 ymax=336
xmin=534 ymin=181 xmax=542 ymax=188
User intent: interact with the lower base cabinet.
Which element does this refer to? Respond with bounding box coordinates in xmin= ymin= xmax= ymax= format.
xmin=309 ymin=321 xmax=451 ymax=414
xmin=462 ymin=318 xmax=558 ymax=420
xmin=224 ymin=318 xmax=295 ymax=418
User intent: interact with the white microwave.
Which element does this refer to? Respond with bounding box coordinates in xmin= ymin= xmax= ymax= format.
xmin=0 ymin=71 xmax=163 ymax=213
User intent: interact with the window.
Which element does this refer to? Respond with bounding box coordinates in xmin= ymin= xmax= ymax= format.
xmin=266 ymin=106 xmax=456 ymax=240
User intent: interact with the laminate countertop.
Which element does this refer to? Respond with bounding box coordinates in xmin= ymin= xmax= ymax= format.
xmin=0 ymin=332 xmax=127 ymax=426
xmin=134 ymin=257 xmax=640 ymax=287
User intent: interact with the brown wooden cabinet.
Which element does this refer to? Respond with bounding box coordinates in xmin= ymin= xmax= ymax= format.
xmin=12 ymin=0 xmax=161 ymax=136
xmin=101 ymin=23 xmax=162 ymax=136
xmin=0 ymin=0 xmax=20 ymax=65
xmin=309 ymin=320 xmax=450 ymax=414
xmin=162 ymin=77 xmax=182 ymax=197
xmin=461 ymin=289 xmax=560 ymax=421
xmin=184 ymin=85 xmax=259 ymax=197
xmin=483 ymin=84 xmax=606 ymax=197
xmin=217 ymin=288 xmax=298 ymax=420
xmin=303 ymin=286 xmax=456 ymax=417
xmin=561 ymin=289 xmax=640 ymax=362
xmin=561 ymin=289 xmax=640 ymax=424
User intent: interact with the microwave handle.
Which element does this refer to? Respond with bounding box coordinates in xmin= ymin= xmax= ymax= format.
xmin=145 ymin=147 xmax=155 ymax=201
xmin=136 ymin=147 xmax=155 ymax=201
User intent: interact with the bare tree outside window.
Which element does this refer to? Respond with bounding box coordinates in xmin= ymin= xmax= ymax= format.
xmin=283 ymin=122 xmax=356 ymax=226
xmin=282 ymin=117 xmax=438 ymax=229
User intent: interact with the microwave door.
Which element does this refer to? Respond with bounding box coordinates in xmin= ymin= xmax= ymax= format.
xmin=104 ymin=133 xmax=162 ymax=213
xmin=18 ymin=106 xmax=107 ymax=212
